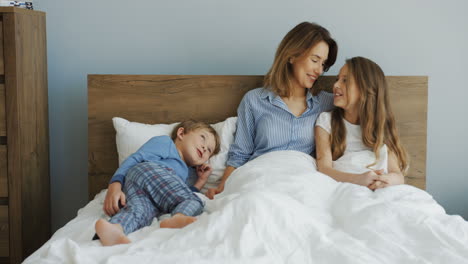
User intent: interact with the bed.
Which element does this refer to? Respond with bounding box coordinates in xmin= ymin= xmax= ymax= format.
xmin=24 ymin=75 xmax=468 ymax=263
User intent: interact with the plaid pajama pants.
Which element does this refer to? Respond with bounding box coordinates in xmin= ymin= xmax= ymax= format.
xmin=109 ymin=162 xmax=204 ymax=235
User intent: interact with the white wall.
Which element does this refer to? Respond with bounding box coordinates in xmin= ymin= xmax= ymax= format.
xmin=35 ymin=0 xmax=468 ymax=231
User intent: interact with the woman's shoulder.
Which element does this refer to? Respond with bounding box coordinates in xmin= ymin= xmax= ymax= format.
xmin=315 ymin=90 xmax=334 ymax=100
xmin=242 ymin=87 xmax=269 ymax=101
xmin=313 ymin=90 xmax=334 ymax=111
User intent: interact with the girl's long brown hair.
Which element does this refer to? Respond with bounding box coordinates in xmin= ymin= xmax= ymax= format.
xmin=330 ymin=57 xmax=409 ymax=174
xmin=264 ymin=22 xmax=338 ymax=97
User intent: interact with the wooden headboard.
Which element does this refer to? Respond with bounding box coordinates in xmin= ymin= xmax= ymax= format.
xmin=88 ymin=75 xmax=427 ymax=200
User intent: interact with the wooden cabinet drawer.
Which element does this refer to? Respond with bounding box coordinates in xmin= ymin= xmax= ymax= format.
xmin=0 ymin=146 xmax=6 ymax=197
xmin=0 ymin=20 xmax=4 ymax=75
xmin=0 ymin=206 xmax=8 ymax=257
xmin=0 ymin=84 xmax=5 ymax=137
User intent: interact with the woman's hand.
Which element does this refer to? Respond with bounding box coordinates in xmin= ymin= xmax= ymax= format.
xmin=103 ymin=182 xmax=126 ymax=216
xmin=205 ymin=182 xmax=225 ymax=200
xmin=205 ymin=166 xmax=235 ymax=199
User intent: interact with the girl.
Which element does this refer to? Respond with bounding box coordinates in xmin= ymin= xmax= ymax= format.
xmin=315 ymin=56 xmax=408 ymax=190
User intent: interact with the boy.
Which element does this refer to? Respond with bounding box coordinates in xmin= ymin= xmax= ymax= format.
xmin=95 ymin=120 xmax=220 ymax=246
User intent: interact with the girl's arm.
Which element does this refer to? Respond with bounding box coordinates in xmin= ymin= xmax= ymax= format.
xmin=369 ymin=151 xmax=404 ymax=190
xmin=315 ymin=126 xmax=380 ymax=187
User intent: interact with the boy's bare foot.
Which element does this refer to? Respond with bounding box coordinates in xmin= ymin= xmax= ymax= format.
xmin=160 ymin=213 xmax=197 ymax=228
xmin=95 ymin=219 xmax=131 ymax=246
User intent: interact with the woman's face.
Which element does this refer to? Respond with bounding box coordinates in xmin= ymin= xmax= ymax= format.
xmin=290 ymin=41 xmax=329 ymax=90
xmin=333 ymin=64 xmax=361 ymax=112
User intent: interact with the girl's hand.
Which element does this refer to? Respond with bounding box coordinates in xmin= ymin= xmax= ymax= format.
xmin=355 ymin=170 xmax=383 ymax=188
xmin=205 ymin=182 xmax=224 ymax=200
xmin=368 ymin=179 xmax=388 ymax=190
xmin=369 ymin=173 xmax=402 ymax=190
xmin=103 ymin=182 xmax=126 ymax=216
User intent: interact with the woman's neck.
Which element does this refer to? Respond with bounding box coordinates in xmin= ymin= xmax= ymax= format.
xmin=286 ymin=84 xmax=307 ymax=100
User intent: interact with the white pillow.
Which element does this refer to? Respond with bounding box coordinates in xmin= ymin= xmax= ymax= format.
xmin=112 ymin=117 xmax=237 ymax=192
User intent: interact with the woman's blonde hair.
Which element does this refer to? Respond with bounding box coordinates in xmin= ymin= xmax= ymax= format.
xmin=329 ymin=57 xmax=409 ymax=174
xmin=264 ymin=22 xmax=338 ymax=97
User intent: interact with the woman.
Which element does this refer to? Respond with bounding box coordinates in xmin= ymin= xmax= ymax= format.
xmin=206 ymin=22 xmax=338 ymax=199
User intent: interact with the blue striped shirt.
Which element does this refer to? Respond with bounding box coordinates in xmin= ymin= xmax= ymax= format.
xmin=226 ymin=87 xmax=334 ymax=168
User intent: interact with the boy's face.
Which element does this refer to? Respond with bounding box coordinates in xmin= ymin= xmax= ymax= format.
xmin=176 ymin=128 xmax=216 ymax=167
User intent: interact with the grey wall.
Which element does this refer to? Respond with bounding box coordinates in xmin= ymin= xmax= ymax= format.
xmin=35 ymin=0 xmax=468 ymax=232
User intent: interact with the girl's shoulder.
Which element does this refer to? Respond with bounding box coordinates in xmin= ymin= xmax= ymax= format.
xmin=317 ymin=111 xmax=332 ymax=120
xmin=315 ymin=111 xmax=332 ymax=134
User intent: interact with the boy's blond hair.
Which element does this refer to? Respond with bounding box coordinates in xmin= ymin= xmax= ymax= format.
xmin=171 ymin=120 xmax=221 ymax=156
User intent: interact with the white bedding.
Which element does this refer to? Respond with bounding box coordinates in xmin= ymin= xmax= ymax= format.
xmin=25 ymin=151 xmax=468 ymax=264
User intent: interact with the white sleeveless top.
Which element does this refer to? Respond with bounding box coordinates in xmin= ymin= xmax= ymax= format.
xmin=315 ymin=112 xmax=388 ymax=173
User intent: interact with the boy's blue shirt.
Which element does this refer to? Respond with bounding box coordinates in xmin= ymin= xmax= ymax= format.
xmin=110 ymin=135 xmax=189 ymax=186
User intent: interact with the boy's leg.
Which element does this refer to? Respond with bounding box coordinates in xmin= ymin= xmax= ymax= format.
xmin=109 ymin=164 xmax=161 ymax=234
xmin=108 ymin=193 xmax=158 ymax=235
xmin=95 ymin=219 xmax=130 ymax=246
xmin=138 ymin=163 xmax=204 ymax=226
xmin=159 ymin=213 xmax=197 ymax=228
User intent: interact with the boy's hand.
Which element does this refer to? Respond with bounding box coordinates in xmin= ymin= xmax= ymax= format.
xmin=103 ymin=182 xmax=126 ymax=216
xmin=193 ymin=164 xmax=212 ymax=191
xmin=196 ymin=163 xmax=212 ymax=182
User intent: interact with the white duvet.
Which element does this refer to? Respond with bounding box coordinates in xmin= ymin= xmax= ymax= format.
xmin=25 ymin=151 xmax=468 ymax=264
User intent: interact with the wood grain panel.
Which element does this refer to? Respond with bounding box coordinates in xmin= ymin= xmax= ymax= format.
xmin=88 ymin=75 xmax=427 ymax=199
xmin=0 ymin=206 xmax=8 ymax=257
xmin=0 ymin=146 xmax=6 ymax=197
xmin=0 ymin=84 xmax=5 ymax=137
xmin=0 ymin=20 xmax=4 ymax=75
xmin=3 ymin=10 xmax=49 ymax=262
xmin=88 ymin=75 xmax=263 ymax=199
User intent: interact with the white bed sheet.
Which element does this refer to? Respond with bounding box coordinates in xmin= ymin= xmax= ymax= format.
xmin=25 ymin=151 xmax=468 ymax=264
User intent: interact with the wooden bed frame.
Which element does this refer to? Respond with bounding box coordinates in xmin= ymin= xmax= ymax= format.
xmin=88 ymin=75 xmax=427 ymax=200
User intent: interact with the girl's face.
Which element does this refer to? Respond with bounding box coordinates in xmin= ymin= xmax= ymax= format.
xmin=333 ymin=64 xmax=361 ymax=112
xmin=290 ymin=41 xmax=329 ymax=91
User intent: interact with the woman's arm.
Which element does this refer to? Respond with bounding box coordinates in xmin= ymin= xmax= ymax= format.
xmin=315 ymin=126 xmax=380 ymax=187
xmin=206 ymin=92 xmax=257 ymax=199
xmin=205 ymin=166 xmax=236 ymax=199
xmin=225 ymin=92 xmax=257 ymax=168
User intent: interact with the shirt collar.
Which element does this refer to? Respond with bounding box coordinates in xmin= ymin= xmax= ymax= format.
xmin=261 ymin=88 xmax=315 ymax=108
xmin=259 ymin=88 xmax=277 ymax=103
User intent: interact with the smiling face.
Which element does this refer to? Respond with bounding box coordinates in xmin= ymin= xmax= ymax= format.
xmin=175 ymin=128 xmax=216 ymax=167
xmin=290 ymin=41 xmax=329 ymax=90
xmin=333 ymin=64 xmax=361 ymax=113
